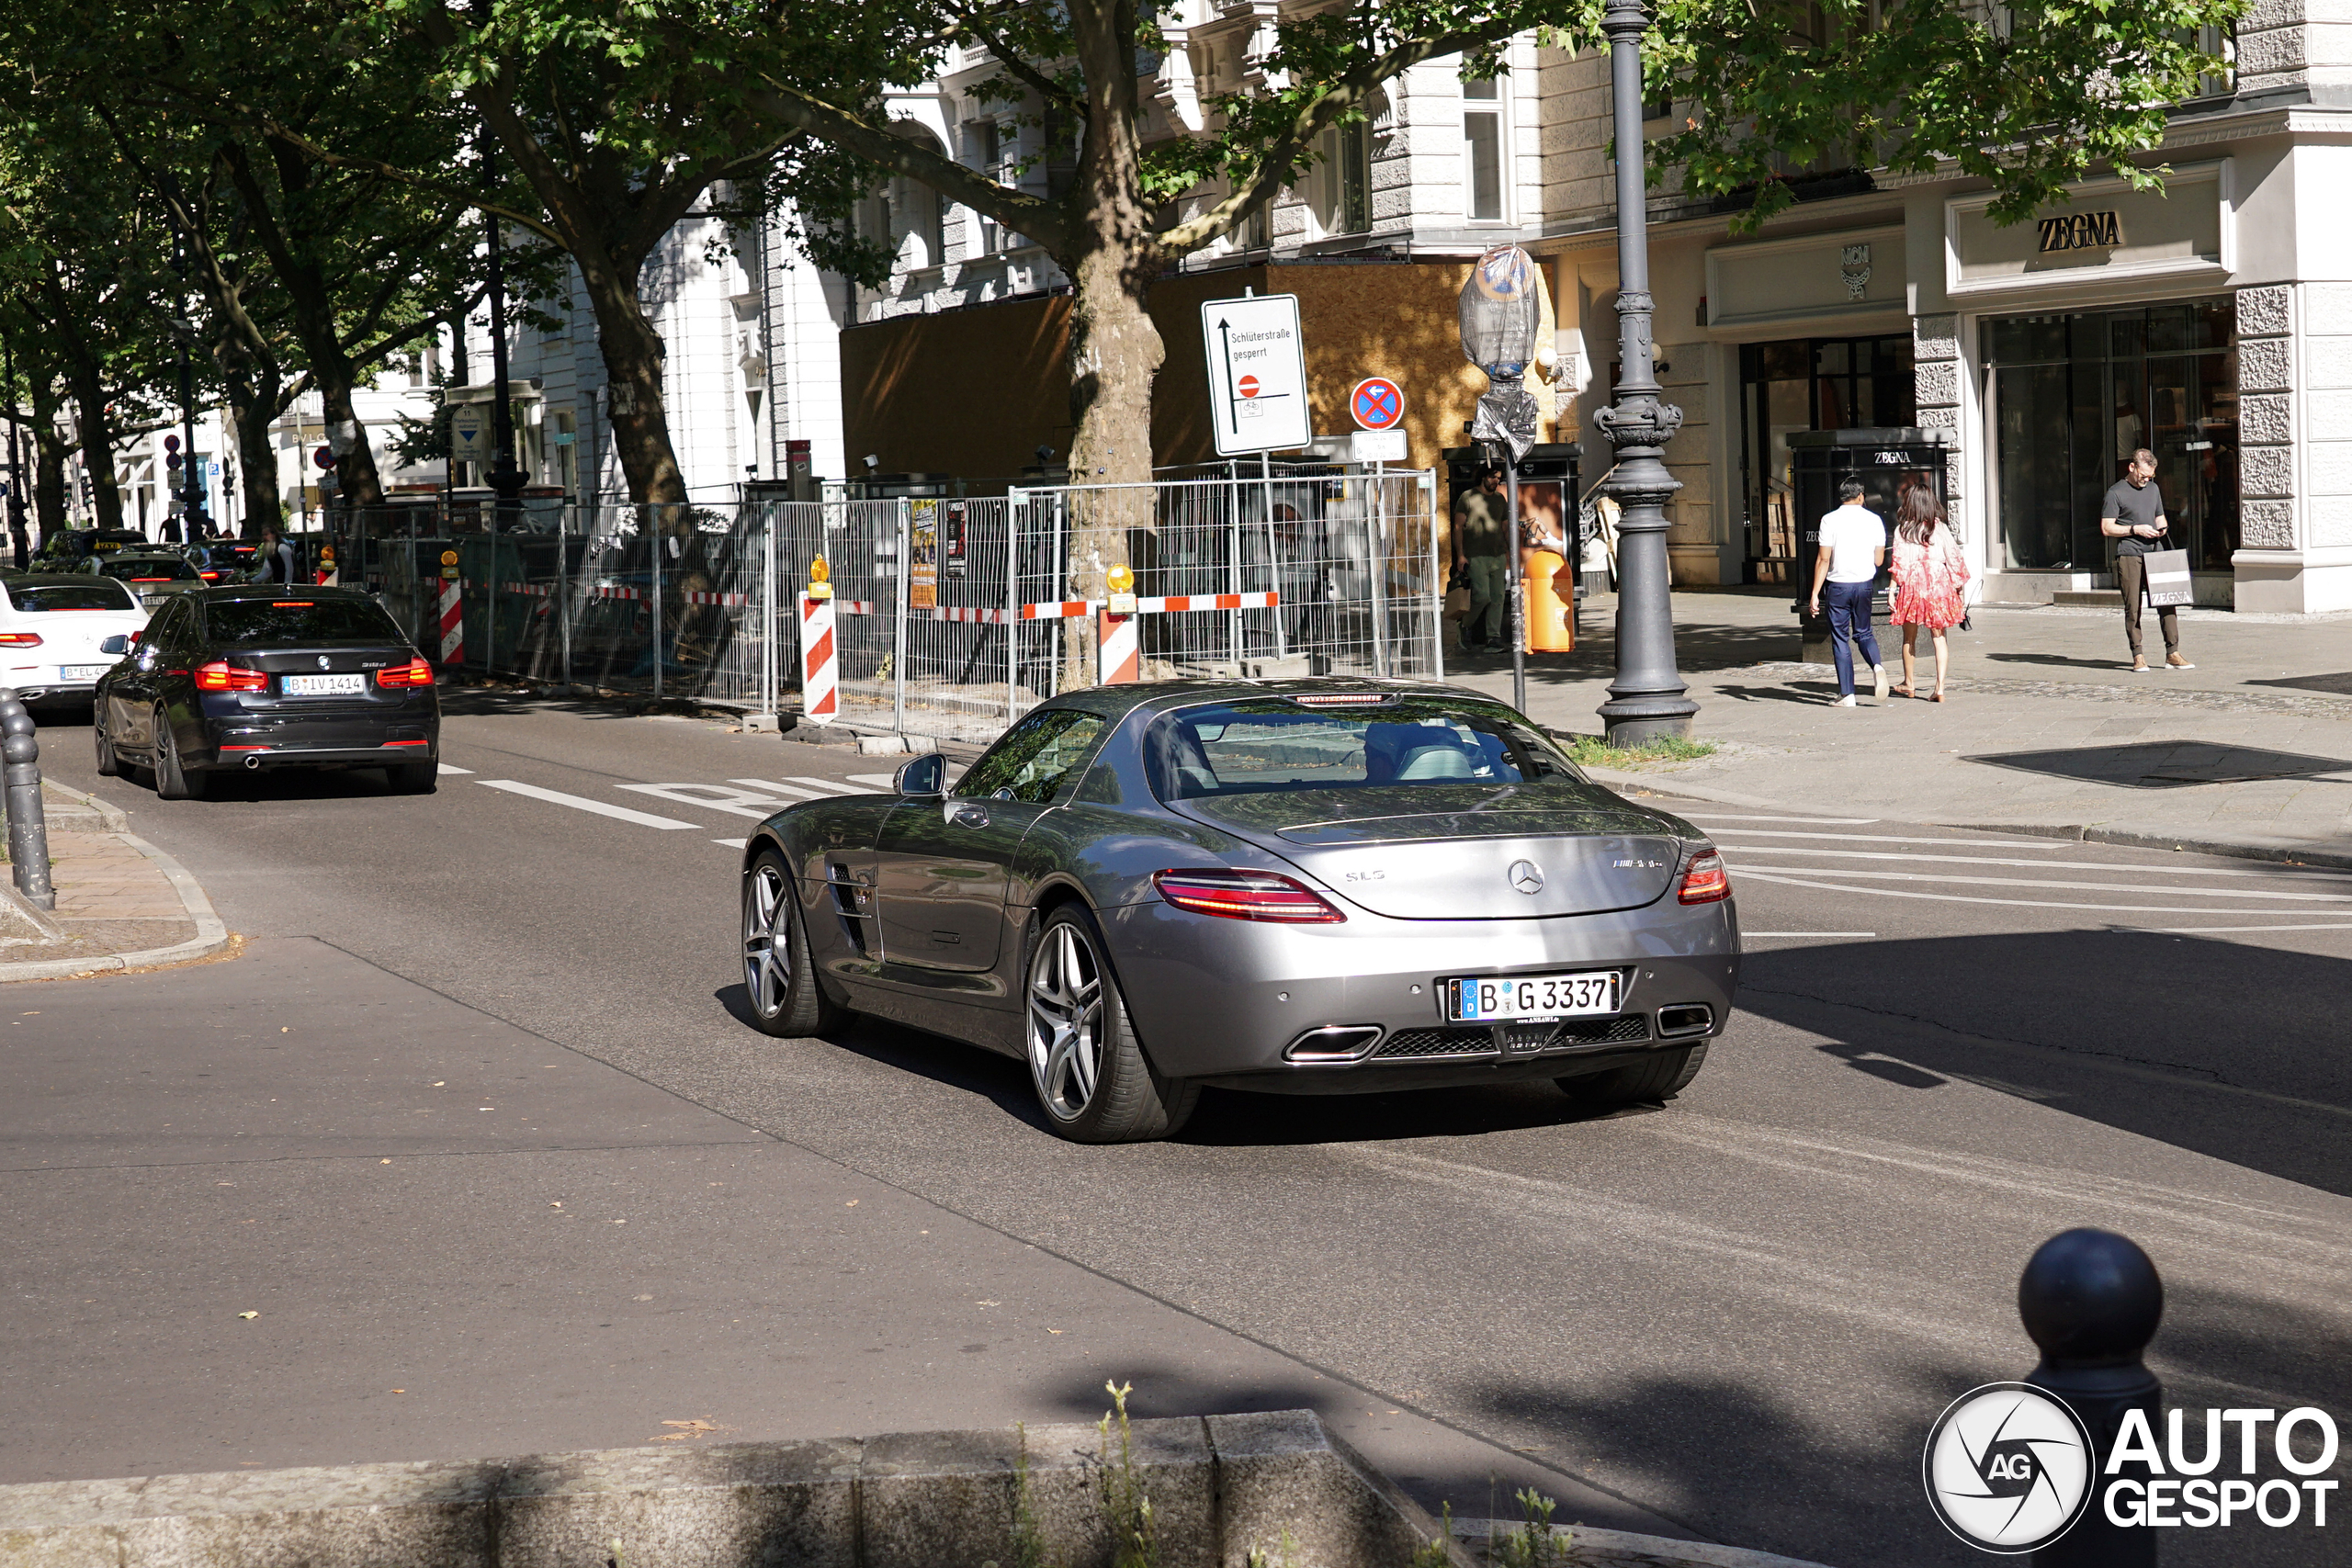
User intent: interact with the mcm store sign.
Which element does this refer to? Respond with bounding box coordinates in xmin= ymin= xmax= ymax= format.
xmin=1946 ymin=160 xmax=2232 ymax=299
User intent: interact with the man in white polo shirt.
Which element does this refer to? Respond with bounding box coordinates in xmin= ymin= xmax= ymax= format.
xmin=1805 ymin=477 xmax=1889 ymax=707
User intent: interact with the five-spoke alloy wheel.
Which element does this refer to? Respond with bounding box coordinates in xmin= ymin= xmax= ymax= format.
xmin=741 ymin=848 xmax=842 ymax=1037
xmin=1023 ymin=905 xmax=1196 ymax=1143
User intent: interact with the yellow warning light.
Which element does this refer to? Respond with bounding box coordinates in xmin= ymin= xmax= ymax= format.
xmin=809 ymin=557 xmax=831 ymax=585
xmin=1106 ymin=563 xmax=1134 ymax=594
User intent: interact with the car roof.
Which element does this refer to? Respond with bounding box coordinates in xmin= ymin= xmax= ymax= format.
xmin=1 ymin=571 xmax=142 ymax=589
xmin=197 ymin=583 xmax=370 ymax=602
xmin=1033 ymin=675 xmax=1511 ymax=726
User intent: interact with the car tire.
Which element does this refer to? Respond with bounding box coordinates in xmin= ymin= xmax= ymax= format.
xmin=1023 ymin=903 xmax=1198 ymax=1144
xmin=152 ymin=706 xmax=204 ymax=800
xmin=1559 ymin=1042 xmax=1707 ymax=1109
xmin=388 ymin=761 xmax=438 ymax=795
xmin=94 ymin=715 xmax=119 ymax=777
xmin=741 ymin=848 xmax=846 ymax=1037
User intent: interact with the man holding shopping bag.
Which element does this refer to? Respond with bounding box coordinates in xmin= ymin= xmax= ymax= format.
xmin=2101 ymin=448 xmax=2194 ymax=671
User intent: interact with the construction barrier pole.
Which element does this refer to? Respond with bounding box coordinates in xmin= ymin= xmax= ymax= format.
xmin=800 ymin=590 xmax=837 ymax=726
xmin=439 ymin=576 xmax=464 ymax=667
xmin=650 ymin=503 xmax=664 ymax=699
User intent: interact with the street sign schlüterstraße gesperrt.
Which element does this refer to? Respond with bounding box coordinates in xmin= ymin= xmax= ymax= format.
xmin=1202 ymin=294 xmax=1309 ymax=457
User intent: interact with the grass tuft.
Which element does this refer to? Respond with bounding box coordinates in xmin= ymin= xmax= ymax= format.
xmin=1555 ymin=733 xmax=1720 ymax=771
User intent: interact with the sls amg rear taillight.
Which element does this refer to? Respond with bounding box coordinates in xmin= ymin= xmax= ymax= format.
xmin=1153 ymin=869 xmax=1345 ymax=923
xmin=1677 ymin=850 xmax=1731 ymax=905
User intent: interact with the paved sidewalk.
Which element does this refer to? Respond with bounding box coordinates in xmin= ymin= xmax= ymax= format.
xmin=0 ymin=784 xmax=232 ymax=979
xmin=1451 ymin=588 xmax=2352 ymax=865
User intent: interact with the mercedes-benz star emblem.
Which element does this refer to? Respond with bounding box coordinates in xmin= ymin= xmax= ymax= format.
xmin=317 ymin=655 xmax=330 ymax=670
xmin=1508 ymin=860 xmax=1544 ymax=895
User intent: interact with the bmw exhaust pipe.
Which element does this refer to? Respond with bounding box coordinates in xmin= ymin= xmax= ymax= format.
xmin=243 ymin=754 xmax=263 ymax=771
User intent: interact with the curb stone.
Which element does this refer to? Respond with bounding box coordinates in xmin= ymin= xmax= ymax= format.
xmin=0 ymin=829 xmax=234 ymax=982
xmin=1579 ymin=765 xmax=2352 ymax=872
xmin=42 ymin=778 xmax=131 ymax=832
xmin=1453 ymin=1517 xmax=1832 ymax=1568
xmin=0 ymin=1411 xmax=1461 ymax=1568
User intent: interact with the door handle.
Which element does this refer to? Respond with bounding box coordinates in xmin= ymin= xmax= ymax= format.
xmin=946 ymin=802 xmax=989 ymax=829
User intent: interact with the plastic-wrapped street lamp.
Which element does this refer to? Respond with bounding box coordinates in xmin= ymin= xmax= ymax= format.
xmin=1459 ymin=244 xmax=1543 ymax=712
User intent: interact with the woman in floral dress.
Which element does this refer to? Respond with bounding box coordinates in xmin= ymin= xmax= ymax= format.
xmin=1889 ymin=479 xmax=1970 ymax=702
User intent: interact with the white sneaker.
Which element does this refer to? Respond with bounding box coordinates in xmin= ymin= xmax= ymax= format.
xmin=1835 ymin=694 xmax=1859 ymax=707
xmin=1871 ymin=663 xmax=1890 ymax=699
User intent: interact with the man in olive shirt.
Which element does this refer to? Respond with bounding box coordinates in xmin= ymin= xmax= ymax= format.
xmin=2101 ymin=447 xmax=2193 ymax=671
xmin=1452 ymin=468 xmax=1511 ymax=651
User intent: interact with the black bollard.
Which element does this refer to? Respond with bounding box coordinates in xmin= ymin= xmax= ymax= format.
xmin=2023 ymin=1227 xmax=2163 ymax=1566
xmin=0 ymin=694 xmax=53 ymax=911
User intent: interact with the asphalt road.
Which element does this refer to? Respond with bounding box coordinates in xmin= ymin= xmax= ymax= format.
xmin=9 ymin=689 xmax=2348 ymax=1567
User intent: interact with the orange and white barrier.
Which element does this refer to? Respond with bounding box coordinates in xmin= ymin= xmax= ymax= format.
xmin=1099 ymin=604 xmax=1140 ymax=684
xmin=1014 ymin=591 xmax=1277 ymax=620
xmin=799 ymin=592 xmax=837 ymax=725
xmin=438 ymin=579 xmax=463 ymax=665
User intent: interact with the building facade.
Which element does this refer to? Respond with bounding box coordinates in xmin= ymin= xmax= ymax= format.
xmin=825 ymin=6 xmax=2349 ymax=614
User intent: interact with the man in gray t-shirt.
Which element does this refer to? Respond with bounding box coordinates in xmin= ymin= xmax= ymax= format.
xmin=2100 ymin=448 xmax=2192 ymax=671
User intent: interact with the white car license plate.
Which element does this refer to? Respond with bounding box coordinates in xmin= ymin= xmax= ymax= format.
xmin=281 ymin=673 xmax=366 ymax=696
xmin=1447 ymin=971 xmax=1621 ymax=1022
xmin=61 ymin=664 xmax=110 ymax=682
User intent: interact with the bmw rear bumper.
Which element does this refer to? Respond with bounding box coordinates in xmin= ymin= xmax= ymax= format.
xmin=1100 ymin=895 xmax=1740 ymax=1089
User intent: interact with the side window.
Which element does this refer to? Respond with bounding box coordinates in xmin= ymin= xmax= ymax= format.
xmin=136 ymin=600 xmax=178 ymax=665
xmin=954 ymin=710 xmax=1107 ymax=805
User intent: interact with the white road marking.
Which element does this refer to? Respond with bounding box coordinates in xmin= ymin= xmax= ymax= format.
xmin=847 ymin=773 xmax=901 ymax=788
xmin=729 ymin=777 xmax=841 ymax=801
xmin=1743 ymin=931 xmax=1877 ymax=938
xmin=436 ymin=763 xmax=474 ymax=775
xmin=2122 ymin=922 xmax=2352 ymax=934
xmin=1708 ymin=829 xmax=2067 ymax=849
xmin=1726 ymin=867 xmax=2352 ymax=903
xmin=619 ymin=783 xmax=790 ymax=818
xmin=784 ymin=775 xmax=866 ymax=795
xmin=1735 ymin=868 xmax=2334 ymax=918
xmin=712 ymin=838 xmax=749 ymax=849
xmin=1677 ymin=813 xmax=1880 ymax=824
xmin=476 ymin=779 xmax=699 ymax=829
xmin=1719 ymin=844 xmax=2352 ymax=884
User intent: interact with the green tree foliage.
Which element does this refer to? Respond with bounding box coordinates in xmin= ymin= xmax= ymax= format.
xmin=3 ymin=0 xmax=510 ymax=525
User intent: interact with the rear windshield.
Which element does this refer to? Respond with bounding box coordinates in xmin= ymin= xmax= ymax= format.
xmin=6 ymin=581 xmax=139 ymax=612
xmin=1145 ymin=696 xmax=1581 ymax=800
xmin=98 ymin=558 xmax=200 ymax=581
xmin=202 ymin=598 xmax=406 ymax=646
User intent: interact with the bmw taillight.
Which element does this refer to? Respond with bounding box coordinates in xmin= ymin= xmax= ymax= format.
xmin=0 ymin=633 xmax=40 ymax=648
xmin=375 ymin=657 xmax=435 ymax=688
xmin=194 ymin=660 xmax=269 ymax=693
xmin=1153 ymin=869 xmax=1345 ymax=923
xmin=1677 ymin=850 xmax=1731 ymax=905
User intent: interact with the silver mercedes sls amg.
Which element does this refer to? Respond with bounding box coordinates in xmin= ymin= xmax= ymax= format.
xmin=739 ymin=679 xmax=1739 ymax=1142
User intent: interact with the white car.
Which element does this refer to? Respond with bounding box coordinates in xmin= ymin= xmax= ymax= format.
xmin=0 ymin=572 xmax=152 ymax=705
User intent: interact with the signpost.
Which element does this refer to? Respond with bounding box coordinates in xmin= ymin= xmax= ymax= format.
xmin=1349 ymin=377 xmax=1404 ymax=432
xmin=450 ymin=414 xmax=488 ymax=467
xmin=1201 ymin=294 xmax=1309 ymax=457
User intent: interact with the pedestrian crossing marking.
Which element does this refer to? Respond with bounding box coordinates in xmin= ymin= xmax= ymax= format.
xmin=477 ymin=779 xmax=699 ymax=829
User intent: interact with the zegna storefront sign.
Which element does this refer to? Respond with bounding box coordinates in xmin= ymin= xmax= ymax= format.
xmin=1945 ymin=161 xmax=2232 ymax=299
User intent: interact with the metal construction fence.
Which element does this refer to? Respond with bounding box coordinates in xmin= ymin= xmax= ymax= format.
xmin=328 ymin=471 xmax=1441 ymax=747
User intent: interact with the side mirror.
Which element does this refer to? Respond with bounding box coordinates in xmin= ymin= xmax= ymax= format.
xmin=99 ymin=634 xmax=134 ymax=655
xmin=894 ymin=752 xmax=946 ymax=798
